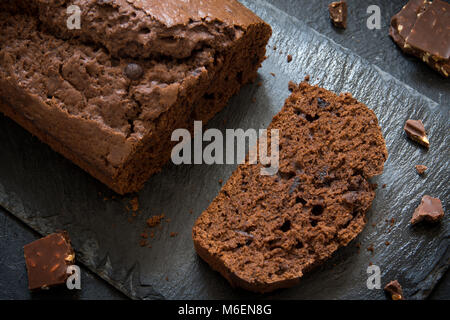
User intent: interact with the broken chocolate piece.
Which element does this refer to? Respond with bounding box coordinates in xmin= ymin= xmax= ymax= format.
xmin=384 ymin=280 xmax=404 ymax=300
xmin=390 ymin=0 xmax=449 ymax=77
xmin=124 ymin=63 xmax=143 ymax=80
xmin=415 ymin=164 xmax=428 ymax=175
xmin=411 ymin=195 xmax=444 ymax=224
xmin=329 ymin=1 xmax=348 ymax=29
xmin=404 ymin=119 xmax=429 ymax=147
xmin=23 ymin=232 xmax=75 ymax=290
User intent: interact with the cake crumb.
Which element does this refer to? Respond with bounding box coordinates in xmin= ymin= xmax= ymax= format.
xmin=287 ymin=54 xmax=293 ymax=63
xmin=129 ymin=196 xmax=139 ymax=212
xmin=385 ymin=241 xmax=390 ymax=246
xmin=141 ymin=232 xmax=148 ymax=239
xmin=139 ymin=239 xmax=147 ymax=247
xmin=382 ymin=184 xmax=387 ymax=188
xmin=367 ymin=244 xmax=374 ymax=254
xmin=270 ymin=72 xmax=276 ymax=77
xmin=146 ymin=214 xmax=165 ymax=228
xmin=170 ymin=232 xmax=178 ymax=238
xmin=415 ymin=165 xmax=427 ymax=175
xmin=304 ymin=75 xmax=310 ymax=82
xmin=165 ymin=276 xmax=169 ymax=281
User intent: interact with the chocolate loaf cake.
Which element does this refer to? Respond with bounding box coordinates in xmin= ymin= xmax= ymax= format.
xmin=0 ymin=1 xmax=271 ymax=194
xmin=193 ymin=82 xmax=388 ymax=293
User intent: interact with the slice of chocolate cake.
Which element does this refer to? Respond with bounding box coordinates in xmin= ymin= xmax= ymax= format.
xmin=193 ymin=82 xmax=388 ymax=293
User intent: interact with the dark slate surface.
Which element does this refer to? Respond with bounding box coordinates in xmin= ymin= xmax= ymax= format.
xmin=0 ymin=0 xmax=448 ymax=299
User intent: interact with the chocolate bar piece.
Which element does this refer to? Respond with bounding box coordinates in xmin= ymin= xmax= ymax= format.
xmin=411 ymin=195 xmax=445 ymax=225
xmin=390 ymin=0 xmax=450 ymax=77
xmin=329 ymin=1 xmax=348 ymax=29
xmin=404 ymin=119 xmax=429 ymax=148
xmin=23 ymin=232 xmax=75 ymax=290
xmin=384 ymin=280 xmax=404 ymax=300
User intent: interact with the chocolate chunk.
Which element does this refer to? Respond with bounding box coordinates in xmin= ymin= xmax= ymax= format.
xmin=384 ymin=280 xmax=404 ymax=300
xmin=390 ymin=0 xmax=449 ymax=77
xmin=415 ymin=164 xmax=427 ymax=175
xmin=411 ymin=195 xmax=444 ymax=225
xmin=404 ymin=119 xmax=429 ymax=147
xmin=328 ymin=1 xmax=348 ymax=29
xmin=124 ymin=63 xmax=143 ymax=80
xmin=342 ymin=191 xmax=360 ymax=204
xmin=192 ymin=81 xmax=388 ymax=293
xmin=23 ymin=232 xmax=75 ymax=290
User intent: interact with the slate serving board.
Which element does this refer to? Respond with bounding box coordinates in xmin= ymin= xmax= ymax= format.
xmin=0 ymin=0 xmax=448 ymax=299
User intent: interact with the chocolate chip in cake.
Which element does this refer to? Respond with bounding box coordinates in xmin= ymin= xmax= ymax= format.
xmin=411 ymin=195 xmax=444 ymax=225
xmin=404 ymin=119 xmax=429 ymax=147
xmin=124 ymin=63 xmax=143 ymax=80
xmin=97 ymin=0 xmax=113 ymax=5
xmin=288 ymin=81 xmax=297 ymax=92
xmin=23 ymin=232 xmax=75 ymax=290
xmin=193 ymin=81 xmax=388 ymax=293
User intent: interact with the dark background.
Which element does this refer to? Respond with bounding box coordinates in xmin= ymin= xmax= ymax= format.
xmin=1 ymin=0 xmax=448 ymax=299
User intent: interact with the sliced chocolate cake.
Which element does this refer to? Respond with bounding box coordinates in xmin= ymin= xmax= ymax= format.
xmin=193 ymin=81 xmax=388 ymax=293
